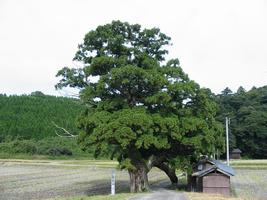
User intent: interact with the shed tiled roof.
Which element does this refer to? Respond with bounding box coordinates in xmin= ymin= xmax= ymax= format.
xmin=192 ymin=159 xmax=235 ymax=177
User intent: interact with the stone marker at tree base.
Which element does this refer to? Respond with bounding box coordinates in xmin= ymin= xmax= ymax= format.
xmin=111 ymin=169 xmax=115 ymax=195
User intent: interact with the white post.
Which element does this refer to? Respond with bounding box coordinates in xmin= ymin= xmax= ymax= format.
xmin=111 ymin=169 xmax=115 ymax=195
xmin=226 ymin=117 xmax=230 ymax=166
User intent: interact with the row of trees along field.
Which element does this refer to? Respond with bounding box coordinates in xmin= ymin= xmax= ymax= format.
xmin=216 ymin=86 xmax=267 ymax=159
xmin=0 ymin=91 xmax=85 ymax=140
xmin=1 ymin=87 xmax=265 ymax=159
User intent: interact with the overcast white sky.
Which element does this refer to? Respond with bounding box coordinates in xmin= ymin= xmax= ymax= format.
xmin=0 ymin=0 xmax=266 ymax=96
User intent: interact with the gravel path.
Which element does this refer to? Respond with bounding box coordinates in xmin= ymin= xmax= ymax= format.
xmin=130 ymin=189 xmax=187 ymax=200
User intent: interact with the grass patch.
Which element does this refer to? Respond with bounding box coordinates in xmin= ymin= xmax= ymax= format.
xmin=0 ymin=152 xmax=92 ymax=160
xmin=230 ymin=160 xmax=267 ymax=165
xmin=230 ymin=160 xmax=267 ymax=169
xmin=62 ymin=160 xmax=118 ymax=166
xmin=0 ymin=159 xmax=119 ymax=169
xmin=0 ymin=152 xmax=51 ymax=160
xmin=51 ymin=193 xmax=139 ymax=200
xmin=185 ymin=192 xmax=243 ymax=200
xmin=56 ymin=193 xmax=136 ymax=200
xmin=231 ymin=165 xmax=267 ymax=170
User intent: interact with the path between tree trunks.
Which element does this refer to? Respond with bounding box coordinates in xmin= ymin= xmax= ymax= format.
xmin=130 ymin=189 xmax=187 ymax=200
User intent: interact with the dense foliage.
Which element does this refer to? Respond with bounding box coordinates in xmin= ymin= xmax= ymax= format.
xmin=0 ymin=92 xmax=84 ymax=140
xmin=216 ymin=86 xmax=267 ymax=158
xmin=0 ymin=136 xmax=90 ymax=158
xmin=56 ymin=21 xmax=224 ymax=192
xmin=0 ymin=92 xmax=91 ymax=158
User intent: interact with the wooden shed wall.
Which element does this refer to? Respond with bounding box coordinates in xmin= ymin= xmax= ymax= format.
xmin=202 ymin=173 xmax=230 ymax=196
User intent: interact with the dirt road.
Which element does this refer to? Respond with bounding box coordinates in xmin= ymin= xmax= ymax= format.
xmin=130 ymin=189 xmax=187 ymax=200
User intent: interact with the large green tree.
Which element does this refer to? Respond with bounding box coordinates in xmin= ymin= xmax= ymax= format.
xmin=56 ymin=21 xmax=224 ymax=192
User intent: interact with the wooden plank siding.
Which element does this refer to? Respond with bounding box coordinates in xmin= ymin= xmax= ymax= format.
xmin=202 ymin=173 xmax=230 ymax=196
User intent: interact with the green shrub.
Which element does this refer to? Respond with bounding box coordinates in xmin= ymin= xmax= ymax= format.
xmin=37 ymin=137 xmax=81 ymax=155
xmin=47 ymin=147 xmax=73 ymax=156
xmin=13 ymin=140 xmax=38 ymax=154
xmin=0 ymin=141 xmax=13 ymax=153
xmin=0 ymin=138 xmax=38 ymax=154
xmin=0 ymin=135 xmax=5 ymax=143
xmin=0 ymin=136 xmax=94 ymax=158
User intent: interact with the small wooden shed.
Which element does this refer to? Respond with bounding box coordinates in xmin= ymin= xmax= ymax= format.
xmin=191 ymin=159 xmax=235 ymax=196
xmin=230 ymin=148 xmax=242 ymax=159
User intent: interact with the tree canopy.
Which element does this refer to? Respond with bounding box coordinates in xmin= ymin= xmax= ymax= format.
xmin=56 ymin=21 xmax=224 ymax=192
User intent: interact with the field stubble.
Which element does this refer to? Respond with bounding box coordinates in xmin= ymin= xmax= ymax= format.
xmin=0 ymin=159 xmax=167 ymax=200
xmin=1 ymin=159 xmax=267 ymax=200
xmin=231 ymin=160 xmax=267 ymax=200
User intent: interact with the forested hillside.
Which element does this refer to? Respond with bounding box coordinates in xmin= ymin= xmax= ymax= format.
xmin=216 ymin=86 xmax=267 ymax=158
xmin=0 ymin=91 xmax=85 ymax=140
xmin=1 ymin=87 xmax=266 ymax=159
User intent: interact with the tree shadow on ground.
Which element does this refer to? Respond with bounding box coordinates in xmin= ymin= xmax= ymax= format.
xmin=74 ymin=179 xmax=130 ymax=196
xmin=149 ymin=178 xmax=187 ymax=191
xmin=74 ymin=177 xmax=186 ymax=197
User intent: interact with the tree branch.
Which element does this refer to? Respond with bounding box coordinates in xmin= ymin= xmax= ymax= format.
xmin=52 ymin=121 xmax=78 ymax=138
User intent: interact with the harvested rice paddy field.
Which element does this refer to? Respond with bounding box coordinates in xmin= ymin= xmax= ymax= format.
xmin=0 ymin=159 xmax=267 ymax=200
xmin=0 ymin=159 xmax=167 ymax=200
xmin=231 ymin=160 xmax=267 ymax=200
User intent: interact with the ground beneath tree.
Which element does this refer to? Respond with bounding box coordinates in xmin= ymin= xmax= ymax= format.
xmin=130 ymin=189 xmax=187 ymax=200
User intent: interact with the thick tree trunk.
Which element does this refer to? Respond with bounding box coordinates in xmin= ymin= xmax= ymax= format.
xmin=128 ymin=164 xmax=149 ymax=192
xmin=155 ymin=162 xmax=178 ymax=186
xmin=127 ymin=147 xmax=150 ymax=193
